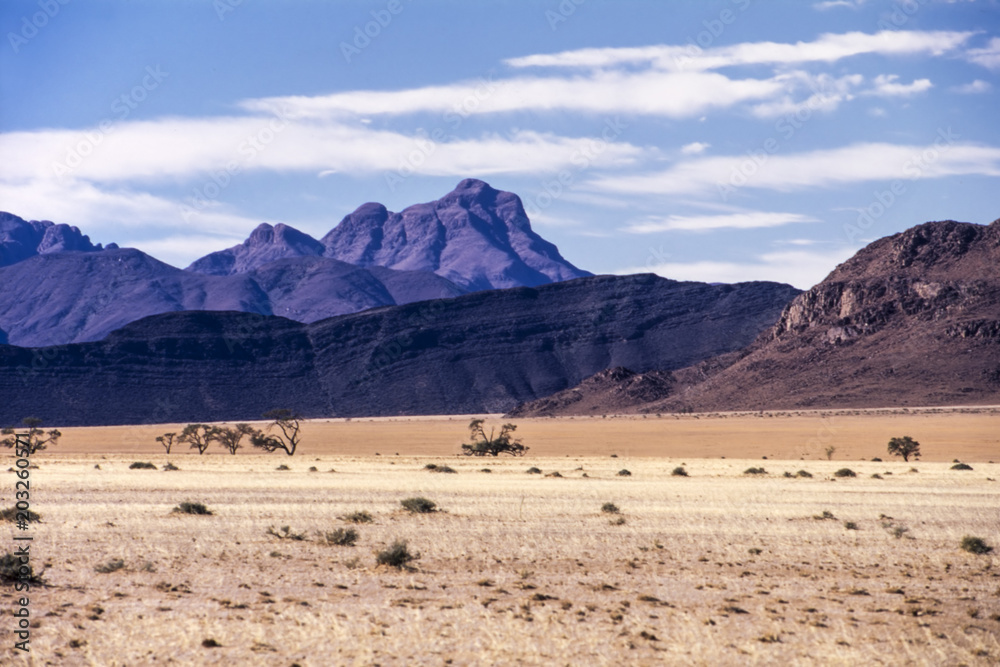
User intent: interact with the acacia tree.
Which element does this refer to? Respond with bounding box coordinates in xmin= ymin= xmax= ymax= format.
xmin=887 ymin=436 xmax=921 ymax=462
xmin=250 ymin=409 xmax=302 ymax=456
xmin=155 ymin=432 xmax=177 ymax=454
xmin=178 ymin=423 xmax=217 ymax=455
xmin=1 ymin=417 xmax=61 ymax=455
xmin=214 ymin=424 xmax=254 ymax=455
xmin=461 ymin=419 xmax=527 ymax=457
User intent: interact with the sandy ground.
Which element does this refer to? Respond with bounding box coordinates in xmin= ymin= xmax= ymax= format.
xmin=49 ymin=407 xmax=1000 ymax=461
xmin=1 ymin=449 xmax=999 ymax=665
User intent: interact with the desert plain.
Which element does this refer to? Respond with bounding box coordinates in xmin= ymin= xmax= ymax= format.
xmin=3 ymin=408 xmax=999 ymax=665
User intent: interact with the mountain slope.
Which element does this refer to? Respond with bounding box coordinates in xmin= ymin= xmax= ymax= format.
xmin=185 ymin=222 xmax=325 ymax=275
xmin=512 ymin=218 xmax=1000 ymax=415
xmin=0 ymin=275 xmax=800 ymax=425
xmin=0 ymin=248 xmax=464 ymax=346
xmin=321 ymin=179 xmax=591 ymax=291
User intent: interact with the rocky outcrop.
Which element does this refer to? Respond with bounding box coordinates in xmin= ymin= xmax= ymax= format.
xmin=186 ymin=222 xmax=325 ymax=275
xmin=0 ymin=275 xmax=799 ymax=426
xmin=0 ymin=212 xmax=115 ymax=267
xmin=321 ymin=179 xmax=591 ymax=291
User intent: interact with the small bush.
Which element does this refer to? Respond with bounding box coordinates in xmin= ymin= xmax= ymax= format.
xmin=480 ymin=468 xmax=492 ymax=473
xmin=0 ymin=552 xmax=44 ymax=586
xmin=526 ymin=467 xmax=542 ymax=474
xmin=376 ymin=540 xmax=419 ymax=569
xmin=275 ymin=464 xmax=290 ymax=471
xmin=748 ymin=548 xmax=762 ymax=555
xmin=424 ymin=463 xmax=437 ymax=470
xmin=783 ymin=471 xmax=793 ymax=478
xmin=609 ymin=516 xmax=626 ymax=526
xmin=0 ymin=506 xmax=41 ymax=523
xmin=308 ymin=466 xmax=318 ymax=472
xmin=617 ymin=469 xmax=632 ymax=477
xmin=951 ymin=463 xmax=974 ymax=471
xmin=870 ymin=457 xmax=882 ymax=462
xmin=960 ymin=536 xmax=993 ymax=555
xmin=833 ymin=468 xmax=856 ymax=478
xmin=400 ymin=497 xmax=437 ymax=514
xmin=325 ymin=528 xmax=358 ymax=547
xmin=844 ymin=521 xmax=859 ymax=530
xmin=163 ymin=462 xmax=179 ymax=471
xmin=129 ymin=461 xmax=157 ymax=470
xmin=172 ymin=502 xmax=212 ymax=515
xmin=341 ymin=511 xmax=373 ymax=524
xmin=813 ymin=510 xmax=836 ymax=520
xmin=671 ymin=466 xmax=688 ymax=477
xmin=266 ymin=525 xmax=306 ymax=541
xmin=94 ymin=559 xmax=126 ymax=574
xmin=796 ymin=470 xmax=813 ymax=478
xmin=601 ymin=502 xmax=620 ymax=514
xmin=432 ymin=465 xmax=457 ymax=473
xmin=871 ymin=473 xmax=883 ymax=479
xmin=744 ymin=467 xmax=767 ymax=475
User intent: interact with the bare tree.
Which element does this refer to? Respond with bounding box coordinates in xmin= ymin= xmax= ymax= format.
xmin=1 ymin=417 xmax=61 ymax=455
xmin=461 ymin=419 xmax=527 ymax=457
xmin=214 ymin=424 xmax=254 ymax=455
xmin=250 ymin=410 xmax=302 ymax=456
xmin=178 ymin=423 xmax=217 ymax=455
xmin=155 ymin=432 xmax=177 ymax=454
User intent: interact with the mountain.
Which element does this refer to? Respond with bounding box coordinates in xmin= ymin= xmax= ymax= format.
xmin=0 ymin=275 xmax=800 ymax=426
xmin=185 ymin=179 xmax=591 ymax=292
xmin=0 ymin=248 xmax=464 ymax=347
xmin=0 ymin=212 xmax=116 ymax=267
xmin=321 ymin=179 xmax=592 ymax=291
xmin=185 ymin=222 xmax=325 ymax=275
xmin=511 ymin=218 xmax=1000 ymax=415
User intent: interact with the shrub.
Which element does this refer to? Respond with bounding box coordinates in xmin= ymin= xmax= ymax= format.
xmin=526 ymin=467 xmax=542 ymax=474
xmin=748 ymin=548 xmax=762 ymax=555
xmin=341 ymin=511 xmax=373 ymax=524
xmin=960 ymin=536 xmax=993 ymax=555
xmin=163 ymin=462 xmax=179 ymax=471
xmin=424 ymin=463 xmax=437 ymax=470
xmin=601 ymin=502 xmax=620 ymax=514
xmin=94 ymin=559 xmax=126 ymax=574
xmin=671 ymin=466 xmax=688 ymax=477
xmin=129 ymin=461 xmax=157 ymax=470
xmin=813 ymin=510 xmax=836 ymax=520
xmin=844 ymin=521 xmax=859 ymax=530
xmin=400 ymin=497 xmax=437 ymax=514
xmin=796 ymin=470 xmax=813 ymax=478
xmin=275 ymin=464 xmax=290 ymax=471
xmin=308 ymin=466 xmax=318 ymax=472
xmin=951 ymin=463 xmax=974 ymax=471
xmin=430 ymin=465 xmax=457 ymax=474
xmin=0 ymin=506 xmax=40 ymax=523
xmin=480 ymin=468 xmax=492 ymax=473
xmin=172 ymin=502 xmax=212 ymax=516
xmin=833 ymin=468 xmax=856 ymax=478
xmin=325 ymin=528 xmax=358 ymax=547
xmin=871 ymin=473 xmax=883 ymax=479
xmin=871 ymin=457 xmax=882 ymax=462
xmin=783 ymin=471 xmax=793 ymax=478
xmin=744 ymin=467 xmax=767 ymax=475
xmin=609 ymin=516 xmax=626 ymax=526
xmin=376 ymin=540 xmax=419 ymax=569
xmin=266 ymin=525 xmax=306 ymax=541
xmin=0 ymin=552 xmax=44 ymax=586
xmin=617 ymin=469 xmax=632 ymax=477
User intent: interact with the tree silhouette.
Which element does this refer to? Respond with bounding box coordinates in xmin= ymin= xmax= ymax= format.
xmin=178 ymin=424 xmax=217 ymax=455
xmin=1 ymin=417 xmax=61 ymax=455
xmin=461 ymin=419 xmax=527 ymax=456
xmin=155 ymin=432 xmax=177 ymax=454
xmin=887 ymin=436 xmax=921 ymax=462
xmin=214 ymin=424 xmax=254 ymax=455
xmin=250 ymin=410 xmax=302 ymax=456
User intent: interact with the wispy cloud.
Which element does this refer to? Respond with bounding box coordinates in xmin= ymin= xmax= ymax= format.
xmin=623 ymin=211 xmax=818 ymax=233
xmin=952 ymin=79 xmax=992 ymax=93
xmin=864 ymin=74 xmax=933 ymax=96
xmin=591 ymin=141 xmax=1000 ymax=195
xmin=620 ymin=247 xmax=858 ymax=290
xmin=966 ymin=36 xmax=1000 ymax=69
xmin=680 ymin=142 xmax=710 ymax=155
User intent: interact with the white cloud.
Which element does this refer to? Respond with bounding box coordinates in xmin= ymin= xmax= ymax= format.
xmin=864 ymin=74 xmax=933 ymax=97
xmin=620 ymin=247 xmax=858 ymax=290
xmin=966 ymin=37 xmax=1000 ymax=69
xmin=868 ymin=107 xmax=888 ymax=117
xmin=624 ymin=211 xmax=818 ymax=233
xmin=591 ymin=141 xmax=1000 ymax=195
xmin=813 ymin=0 xmax=866 ymax=9
xmin=952 ymin=79 xmax=992 ymax=93
xmin=504 ymin=30 xmax=972 ymax=72
xmin=681 ymin=142 xmax=710 ymax=155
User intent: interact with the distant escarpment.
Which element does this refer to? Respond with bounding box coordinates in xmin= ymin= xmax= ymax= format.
xmin=0 ymin=275 xmax=799 ymax=426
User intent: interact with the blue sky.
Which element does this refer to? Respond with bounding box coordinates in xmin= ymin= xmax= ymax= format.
xmin=2 ymin=0 xmax=998 ymax=288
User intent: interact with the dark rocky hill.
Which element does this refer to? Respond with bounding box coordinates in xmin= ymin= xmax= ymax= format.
xmin=0 ymin=275 xmax=799 ymax=426
xmin=186 ymin=222 xmax=325 ymax=275
xmin=511 ymin=219 xmax=1000 ymax=415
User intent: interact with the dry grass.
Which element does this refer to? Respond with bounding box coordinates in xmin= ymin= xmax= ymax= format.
xmin=2 ymin=448 xmax=998 ymax=665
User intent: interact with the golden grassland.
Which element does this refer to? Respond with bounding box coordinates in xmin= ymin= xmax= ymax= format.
xmin=1 ymin=411 xmax=999 ymax=665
